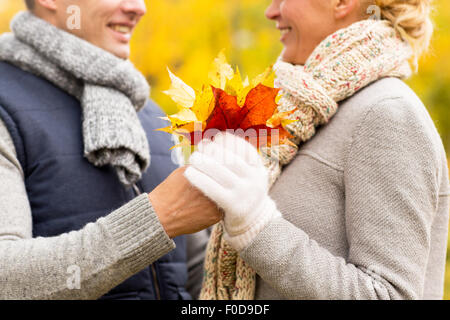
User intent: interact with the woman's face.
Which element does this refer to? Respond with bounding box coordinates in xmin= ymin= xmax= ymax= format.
xmin=265 ymin=0 xmax=362 ymax=65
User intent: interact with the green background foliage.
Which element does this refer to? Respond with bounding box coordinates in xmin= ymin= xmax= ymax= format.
xmin=1 ymin=0 xmax=449 ymax=299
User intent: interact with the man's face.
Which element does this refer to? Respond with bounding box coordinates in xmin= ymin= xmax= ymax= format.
xmin=54 ymin=0 xmax=147 ymax=59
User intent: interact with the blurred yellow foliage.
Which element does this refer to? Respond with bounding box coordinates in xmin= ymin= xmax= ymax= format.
xmin=1 ymin=0 xmax=449 ymax=299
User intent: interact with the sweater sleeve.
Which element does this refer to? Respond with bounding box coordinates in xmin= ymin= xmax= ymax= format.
xmin=240 ymin=97 xmax=445 ymax=300
xmin=0 ymin=118 xmax=176 ymax=300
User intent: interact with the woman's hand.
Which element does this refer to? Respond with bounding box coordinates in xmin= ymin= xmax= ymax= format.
xmin=184 ymin=132 xmax=281 ymax=251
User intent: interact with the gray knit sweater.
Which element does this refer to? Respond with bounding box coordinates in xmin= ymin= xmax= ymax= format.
xmin=0 ymin=115 xmax=209 ymax=299
xmin=240 ymin=77 xmax=450 ymax=300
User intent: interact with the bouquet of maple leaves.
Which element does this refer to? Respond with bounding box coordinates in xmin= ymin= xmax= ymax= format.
xmin=158 ymin=52 xmax=295 ymax=155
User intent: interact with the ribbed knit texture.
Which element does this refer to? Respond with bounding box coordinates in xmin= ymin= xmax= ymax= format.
xmin=0 ymin=12 xmax=151 ymax=187
xmin=223 ymin=197 xmax=281 ymax=252
xmin=200 ymin=19 xmax=414 ymax=300
xmin=0 ymin=186 xmax=175 ymax=299
xmin=103 ymin=193 xmax=176 ymax=274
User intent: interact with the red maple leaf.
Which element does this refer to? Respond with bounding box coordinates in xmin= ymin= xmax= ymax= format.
xmin=181 ymin=84 xmax=293 ymax=148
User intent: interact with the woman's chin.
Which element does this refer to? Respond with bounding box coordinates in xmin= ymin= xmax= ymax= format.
xmin=281 ymin=48 xmax=305 ymax=66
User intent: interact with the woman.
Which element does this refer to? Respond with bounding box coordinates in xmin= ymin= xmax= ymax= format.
xmin=184 ymin=0 xmax=450 ymax=299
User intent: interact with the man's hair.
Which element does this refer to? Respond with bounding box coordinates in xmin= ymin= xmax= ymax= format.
xmin=24 ymin=0 xmax=35 ymax=10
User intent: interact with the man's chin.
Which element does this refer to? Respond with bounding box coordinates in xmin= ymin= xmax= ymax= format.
xmin=102 ymin=44 xmax=130 ymax=60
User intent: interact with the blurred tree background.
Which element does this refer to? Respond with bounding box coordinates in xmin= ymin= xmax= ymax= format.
xmin=1 ymin=0 xmax=449 ymax=299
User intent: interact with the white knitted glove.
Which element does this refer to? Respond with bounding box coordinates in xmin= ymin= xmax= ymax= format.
xmin=184 ymin=132 xmax=281 ymax=251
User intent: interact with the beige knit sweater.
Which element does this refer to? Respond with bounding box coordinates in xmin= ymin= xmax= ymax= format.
xmin=240 ymin=77 xmax=450 ymax=300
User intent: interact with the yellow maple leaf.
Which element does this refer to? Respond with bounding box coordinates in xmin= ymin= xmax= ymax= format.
xmin=166 ymin=108 xmax=198 ymax=126
xmin=252 ymin=66 xmax=275 ymax=88
xmin=225 ymin=66 xmax=252 ymax=107
xmin=208 ymin=50 xmax=234 ymax=90
xmin=266 ymin=109 xmax=297 ymax=128
xmin=155 ymin=126 xmax=174 ymax=134
xmin=163 ymin=68 xmax=196 ymax=110
xmin=191 ymin=85 xmax=215 ymax=123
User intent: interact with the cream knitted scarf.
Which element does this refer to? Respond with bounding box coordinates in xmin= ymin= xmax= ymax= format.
xmin=200 ymin=19 xmax=413 ymax=300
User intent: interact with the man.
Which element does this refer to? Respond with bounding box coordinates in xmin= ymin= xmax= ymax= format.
xmin=0 ymin=0 xmax=221 ymax=299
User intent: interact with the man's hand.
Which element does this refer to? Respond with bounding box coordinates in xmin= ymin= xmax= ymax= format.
xmin=148 ymin=166 xmax=222 ymax=238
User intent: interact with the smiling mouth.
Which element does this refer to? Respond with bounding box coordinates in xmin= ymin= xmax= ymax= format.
xmin=279 ymin=27 xmax=292 ymax=37
xmin=109 ymin=24 xmax=132 ymax=34
xmin=107 ymin=23 xmax=135 ymax=42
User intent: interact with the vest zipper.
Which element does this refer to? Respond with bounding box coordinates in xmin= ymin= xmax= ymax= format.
xmin=132 ymin=183 xmax=162 ymax=300
xmin=150 ymin=263 xmax=162 ymax=300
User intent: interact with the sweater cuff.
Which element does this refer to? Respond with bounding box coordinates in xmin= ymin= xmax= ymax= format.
xmin=224 ymin=198 xmax=281 ymax=252
xmin=103 ymin=193 xmax=176 ymax=274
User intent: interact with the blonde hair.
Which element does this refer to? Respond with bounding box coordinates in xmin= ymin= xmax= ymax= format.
xmin=363 ymin=0 xmax=434 ymax=68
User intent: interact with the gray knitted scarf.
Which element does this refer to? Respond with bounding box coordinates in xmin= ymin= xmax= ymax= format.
xmin=0 ymin=12 xmax=151 ymax=187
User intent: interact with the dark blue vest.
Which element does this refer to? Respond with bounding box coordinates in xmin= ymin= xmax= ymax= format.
xmin=0 ymin=61 xmax=191 ymax=300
